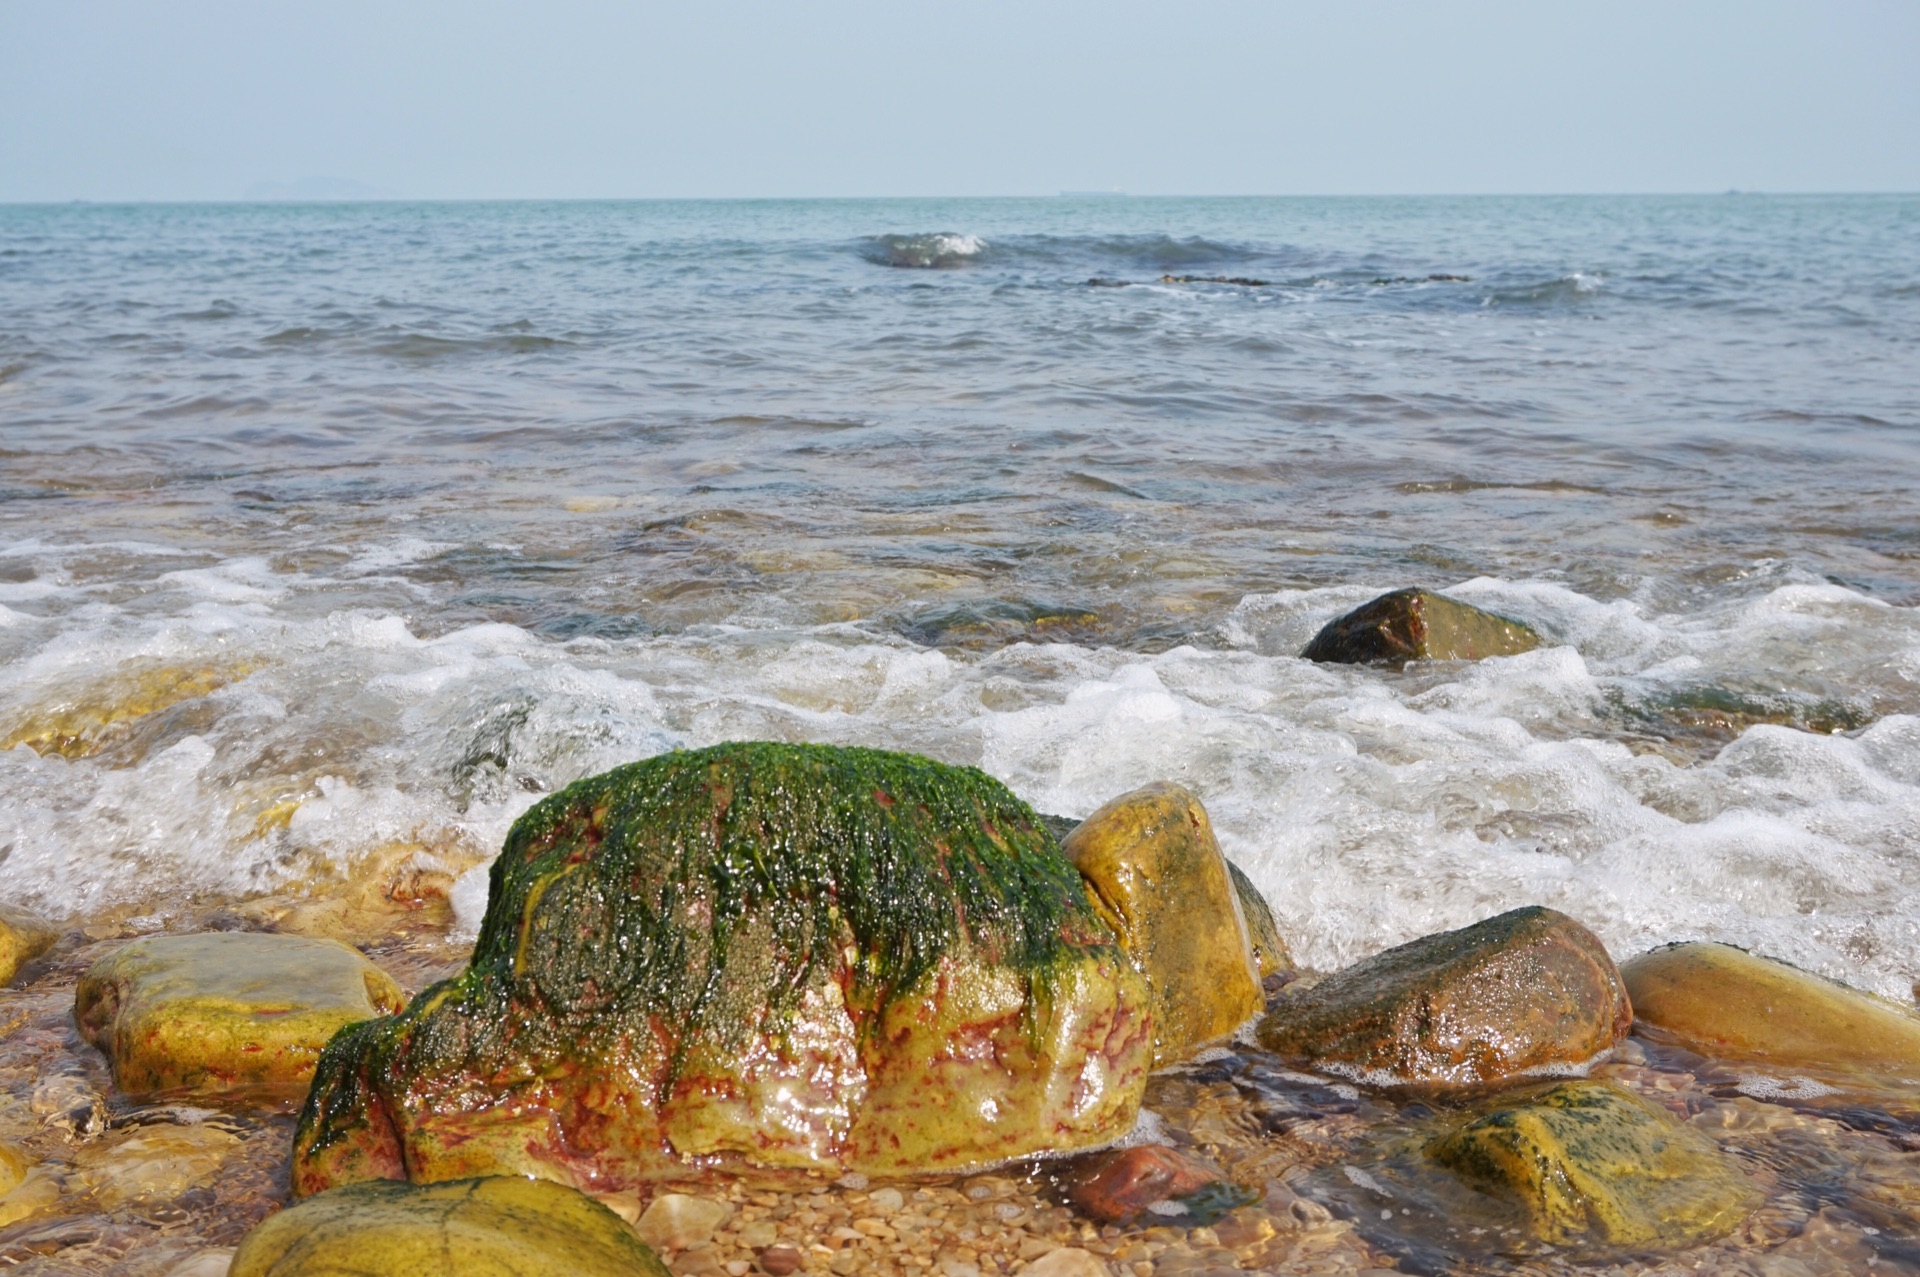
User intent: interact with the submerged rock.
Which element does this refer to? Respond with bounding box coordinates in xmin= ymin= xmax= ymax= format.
xmin=1301 ymin=589 xmax=1540 ymax=664
xmin=72 ymin=1122 xmax=240 ymax=1209
xmin=0 ymin=903 xmax=57 ymax=986
xmin=1428 ymin=1080 xmax=1759 ymax=1248
xmin=293 ymin=742 xmax=1152 ymax=1195
xmin=75 ymin=933 xmax=407 ymax=1102
xmin=229 ymin=1175 xmax=669 ymax=1277
xmin=1062 ymin=783 xmax=1264 ymax=1065
xmin=1623 ymin=941 xmax=1920 ymax=1080
xmin=1256 ymin=906 xmax=1630 ymax=1089
xmin=1060 ymin=1143 xmax=1251 ymax=1226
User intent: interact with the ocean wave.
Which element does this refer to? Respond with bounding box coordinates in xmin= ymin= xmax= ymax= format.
xmin=862 ymin=232 xmax=987 ymax=268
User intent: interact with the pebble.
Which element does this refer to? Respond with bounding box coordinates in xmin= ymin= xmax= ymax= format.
xmin=1021 ymin=1248 xmax=1111 ymax=1277
xmin=638 ymin=1192 xmax=734 ymax=1251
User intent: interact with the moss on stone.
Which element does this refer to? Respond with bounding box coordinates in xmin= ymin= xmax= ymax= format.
xmin=1428 ymin=1080 xmax=1759 ymax=1248
xmin=295 ymin=742 xmax=1151 ymax=1194
xmin=1302 ymin=589 xmax=1540 ymax=664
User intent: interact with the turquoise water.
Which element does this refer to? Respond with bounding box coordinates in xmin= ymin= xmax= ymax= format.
xmin=0 ymin=196 xmax=1917 ymax=993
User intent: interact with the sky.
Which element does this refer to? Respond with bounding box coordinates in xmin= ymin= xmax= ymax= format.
xmin=2 ymin=0 xmax=1916 ymax=201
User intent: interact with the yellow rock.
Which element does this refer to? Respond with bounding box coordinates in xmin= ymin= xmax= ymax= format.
xmin=1 ymin=660 xmax=251 ymax=761
xmin=230 ymin=1176 xmax=669 ymax=1277
xmin=72 ymin=1123 xmax=240 ymax=1209
xmin=234 ymin=840 xmax=483 ymax=944
xmin=0 ymin=1167 xmax=61 ymax=1229
xmin=0 ymin=1143 xmax=27 ymax=1196
xmin=75 ymin=932 xmax=407 ymax=1102
xmin=0 ymin=902 xmax=57 ymax=986
xmin=1428 ymin=1080 xmax=1759 ymax=1248
xmin=1622 ymin=941 xmax=1920 ymax=1080
xmin=1226 ymin=860 xmax=1292 ymax=979
xmin=1063 ymin=782 xmax=1264 ymax=1066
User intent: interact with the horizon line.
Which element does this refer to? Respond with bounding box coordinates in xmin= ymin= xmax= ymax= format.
xmin=4 ymin=189 xmax=1919 ymax=208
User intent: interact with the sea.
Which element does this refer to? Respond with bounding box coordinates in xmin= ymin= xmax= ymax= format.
xmin=1 ymin=195 xmax=1916 ymax=995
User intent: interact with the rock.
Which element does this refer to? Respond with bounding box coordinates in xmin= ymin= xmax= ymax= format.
xmin=1427 ymin=1080 xmax=1759 ymax=1248
xmin=75 ymin=932 xmax=407 ymax=1102
xmin=0 ymin=1164 xmax=61 ymax=1229
xmin=30 ymin=1073 xmax=107 ymax=1140
xmin=1022 ymin=1249 xmax=1111 ymax=1277
xmin=72 ymin=1123 xmax=240 ymax=1209
xmin=1225 ymin=860 xmax=1291 ymax=979
xmin=293 ymin=743 xmax=1152 ymax=1195
xmin=234 ymin=840 xmax=485 ymax=945
xmin=0 ymin=659 xmax=251 ymax=763
xmin=228 ymin=1175 xmax=669 ymax=1276
xmin=1062 ymin=783 xmax=1263 ymax=1065
xmin=866 ymin=1185 xmax=904 ymax=1213
xmin=163 ymin=1251 xmax=236 ymax=1277
xmin=636 ymin=1193 xmax=732 ymax=1251
xmin=0 ymin=1144 xmax=26 ymax=1196
xmin=1301 ymin=589 xmax=1540 ymax=664
xmin=1256 ymin=906 xmax=1630 ymax=1089
xmin=1061 ymin=1144 xmax=1235 ymax=1225
xmin=0 ymin=903 xmax=58 ymax=986
xmin=1622 ymin=941 xmax=1920 ymax=1079
xmin=757 ymin=1244 xmax=804 ymax=1275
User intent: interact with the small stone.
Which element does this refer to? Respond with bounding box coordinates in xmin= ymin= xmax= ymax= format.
xmin=74 ymin=932 xmax=406 ymax=1102
xmin=0 ymin=1143 xmax=28 ymax=1196
xmin=740 ymin=1220 xmax=779 ymax=1248
xmin=672 ymin=1250 xmax=723 ymax=1277
xmin=30 ymin=1073 xmax=106 ymax=1140
xmin=867 ymin=1185 xmax=905 ymax=1213
xmin=0 ymin=903 xmax=58 ymax=986
xmin=725 ymin=1262 xmax=751 ymax=1277
xmin=937 ymin=1259 xmax=981 ymax=1277
xmin=1023 ymin=1249 xmax=1111 ymax=1277
xmin=757 ymin=1245 xmax=804 ymax=1275
xmin=229 ymin=1176 xmax=669 ymax=1276
xmin=1061 ymin=1145 xmax=1224 ymax=1224
xmin=164 ymin=1251 xmax=237 ymax=1277
xmin=638 ymin=1194 xmax=734 ymax=1252
xmin=72 ymin=1123 xmax=240 ymax=1209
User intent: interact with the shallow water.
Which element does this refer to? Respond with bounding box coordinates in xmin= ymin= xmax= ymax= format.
xmin=1 ymin=195 xmax=1919 ymax=1271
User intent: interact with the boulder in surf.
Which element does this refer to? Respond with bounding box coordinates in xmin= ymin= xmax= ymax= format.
xmin=1302 ymin=588 xmax=1540 ymax=664
xmin=1256 ymin=906 xmax=1630 ymax=1089
xmin=1622 ymin=941 xmax=1920 ymax=1080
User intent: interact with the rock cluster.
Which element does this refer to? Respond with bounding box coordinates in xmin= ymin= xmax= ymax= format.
xmin=15 ymin=733 xmax=1911 ymax=1271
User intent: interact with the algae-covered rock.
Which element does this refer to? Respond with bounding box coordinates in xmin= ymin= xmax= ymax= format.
xmin=1062 ymin=783 xmax=1263 ymax=1065
xmin=1428 ymin=1080 xmax=1759 ymax=1248
xmin=1623 ymin=941 xmax=1920 ymax=1080
xmin=1302 ymin=589 xmax=1540 ymax=664
xmin=294 ymin=742 xmax=1152 ymax=1196
xmin=230 ymin=1175 xmax=669 ymax=1277
xmin=0 ymin=903 xmax=57 ymax=986
xmin=1257 ymin=906 xmax=1630 ymax=1088
xmin=1227 ymin=860 xmax=1292 ymax=980
xmin=76 ymin=933 xmax=407 ymax=1102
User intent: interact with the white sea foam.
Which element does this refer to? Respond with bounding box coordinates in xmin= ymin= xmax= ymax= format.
xmin=0 ymin=554 xmax=1916 ymax=1002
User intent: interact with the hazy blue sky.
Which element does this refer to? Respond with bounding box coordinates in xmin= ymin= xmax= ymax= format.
xmin=3 ymin=0 xmax=1915 ymax=201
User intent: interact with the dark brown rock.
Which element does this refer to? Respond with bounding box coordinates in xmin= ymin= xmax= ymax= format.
xmin=1302 ymin=589 xmax=1540 ymax=664
xmin=1060 ymin=1144 xmax=1235 ymax=1224
xmin=1256 ymin=906 xmax=1630 ymax=1089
